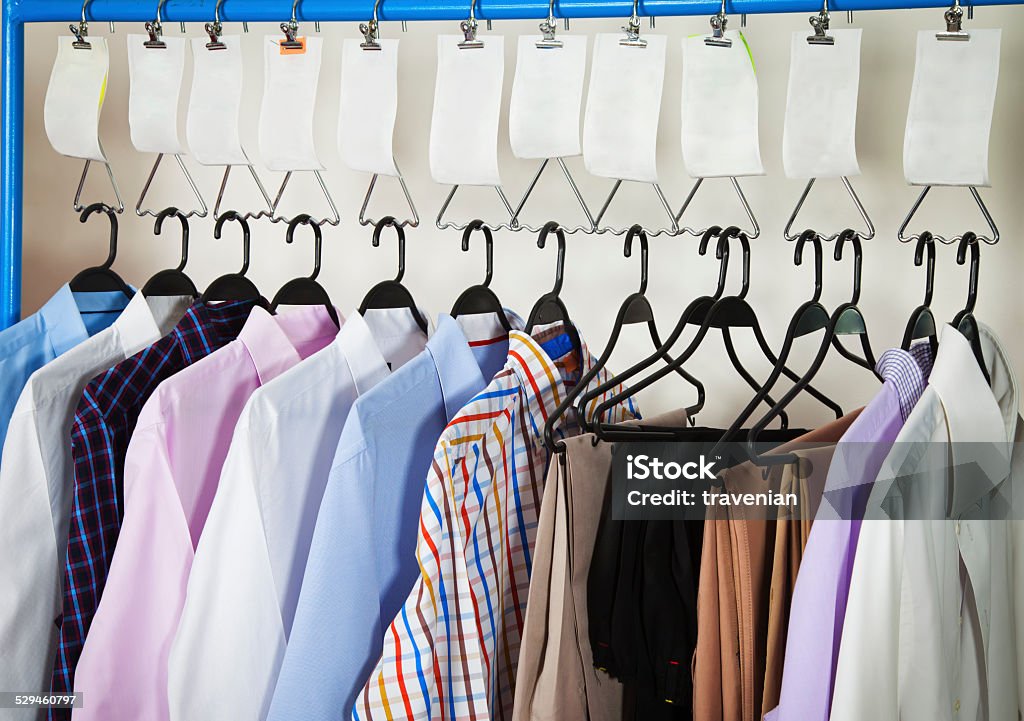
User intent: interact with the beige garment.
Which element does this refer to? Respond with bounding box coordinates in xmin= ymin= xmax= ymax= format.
xmin=692 ymin=411 xmax=861 ymax=721
xmin=514 ymin=410 xmax=687 ymax=721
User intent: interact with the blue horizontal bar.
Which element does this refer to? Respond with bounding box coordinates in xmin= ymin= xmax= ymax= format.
xmin=10 ymin=0 xmax=1023 ymax=23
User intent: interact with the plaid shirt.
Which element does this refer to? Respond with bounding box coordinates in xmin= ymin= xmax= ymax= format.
xmin=49 ymin=299 xmax=256 ymax=717
xmin=353 ymin=325 xmax=639 ymax=721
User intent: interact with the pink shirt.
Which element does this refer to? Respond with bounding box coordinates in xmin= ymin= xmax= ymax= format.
xmin=71 ymin=306 xmax=338 ymax=721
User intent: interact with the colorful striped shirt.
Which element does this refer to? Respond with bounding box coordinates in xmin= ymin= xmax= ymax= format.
xmin=49 ymin=299 xmax=257 ymax=718
xmin=353 ymin=324 xmax=639 ymax=721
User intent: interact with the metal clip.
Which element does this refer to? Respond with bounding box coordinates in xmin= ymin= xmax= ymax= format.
xmin=71 ymin=0 xmax=92 ymax=49
xmin=360 ymin=0 xmax=383 ymax=49
xmin=205 ymin=0 xmax=227 ymax=50
xmin=144 ymin=0 xmax=167 ymax=49
xmin=706 ymin=0 xmax=731 ymax=47
xmin=458 ymin=0 xmax=484 ymax=49
xmin=937 ymin=0 xmax=971 ymax=40
xmin=537 ymin=0 xmax=563 ymax=49
xmin=280 ymin=0 xmax=305 ymax=50
xmin=807 ymin=0 xmax=835 ymax=45
xmin=620 ymin=0 xmax=646 ymax=48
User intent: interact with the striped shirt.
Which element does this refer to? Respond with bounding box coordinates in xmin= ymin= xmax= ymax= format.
xmin=353 ymin=324 xmax=639 ymax=721
xmin=49 ymin=299 xmax=257 ymax=718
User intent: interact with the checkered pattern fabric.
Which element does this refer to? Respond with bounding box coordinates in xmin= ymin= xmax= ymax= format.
xmin=353 ymin=325 xmax=639 ymax=721
xmin=876 ymin=343 xmax=932 ymax=422
xmin=48 ymin=299 xmax=256 ymax=718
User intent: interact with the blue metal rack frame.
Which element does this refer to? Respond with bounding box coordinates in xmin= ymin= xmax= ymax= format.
xmin=1 ymin=0 xmax=1016 ymax=328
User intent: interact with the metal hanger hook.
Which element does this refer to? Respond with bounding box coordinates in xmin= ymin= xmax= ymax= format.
xmin=286 ymin=213 xmax=324 ymax=282
xmin=914 ymin=231 xmax=936 ymax=307
xmin=624 ymin=224 xmax=649 ymax=295
xmin=537 ymin=221 xmax=567 ymax=298
xmin=794 ymin=229 xmax=824 ymax=303
xmin=834 ymin=229 xmax=863 ymax=305
xmin=79 ymin=202 xmax=119 ymax=270
xmin=154 ymin=207 xmax=189 ymax=272
xmin=372 ymin=215 xmax=407 ymax=283
xmin=956 ymin=231 xmax=980 ymax=314
xmin=213 ymin=210 xmax=252 ymax=276
xmin=461 ymin=219 xmax=495 ymax=288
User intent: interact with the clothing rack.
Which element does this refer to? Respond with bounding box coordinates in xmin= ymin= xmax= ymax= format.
xmin=0 ymin=0 xmax=1015 ymax=329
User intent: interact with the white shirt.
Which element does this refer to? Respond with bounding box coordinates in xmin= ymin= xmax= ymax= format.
xmin=830 ymin=323 xmax=1023 ymax=721
xmin=0 ymin=293 xmax=189 ymax=716
xmin=167 ymin=308 xmax=431 ymax=721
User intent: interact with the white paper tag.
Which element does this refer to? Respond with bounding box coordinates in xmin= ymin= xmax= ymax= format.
xmin=583 ymin=34 xmax=666 ymax=184
xmin=783 ymin=29 xmax=862 ymax=179
xmin=127 ymin=35 xmax=187 ymax=155
xmin=44 ymin=36 xmax=109 ymax=162
xmin=904 ymin=29 xmax=1001 ymax=187
xmin=429 ymin=35 xmax=505 ymax=186
xmin=509 ymin=35 xmax=587 ymax=160
xmin=338 ymin=38 xmax=399 ymax=177
xmin=680 ymin=31 xmax=763 ymax=178
xmin=258 ymin=35 xmax=325 ymax=172
xmin=187 ymin=36 xmax=249 ymax=166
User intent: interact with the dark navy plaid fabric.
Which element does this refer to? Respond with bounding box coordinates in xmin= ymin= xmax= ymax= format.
xmin=48 ymin=299 xmax=257 ymax=718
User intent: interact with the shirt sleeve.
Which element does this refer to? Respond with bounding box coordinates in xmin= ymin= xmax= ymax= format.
xmin=267 ymin=443 xmax=382 ymax=721
xmin=167 ymin=414 xmax=283 ymax=721
xmin=827 ymin=517 xmax=904 ymax=721
xmin=71 ymin=415 xmax=194 ymax=721
xmin=0 ymin=394 xmax=64 ymax=701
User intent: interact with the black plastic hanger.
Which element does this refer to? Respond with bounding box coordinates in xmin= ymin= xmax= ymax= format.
xmin=524 ymin=221 xmax=584 ymax=370
xmin=201 ymin=211 xmax=264 ymax=304
xmin=951 ymin=231 xmax=990 ymax=384
xmin=450 ymin=219 xmax=512 ymax=332
xmin=270 ymin=214 xmax=341 ymax=328
xmin=141 ymin=207 xmax=199 ymax=298
xmin=541 ymin=224 xmax=702 ymax=451
xmin=581 ymin=226 xmax=844 ymax=443
xmin=739 ymin=229 xmax=880 ymax=468
xmin=901 ymin=231 xmax=938 ymax=354
xmin=358 ymin=216 xmax=430 ymax=333
xmin=69 ymin=203 xmax=134 ymax=299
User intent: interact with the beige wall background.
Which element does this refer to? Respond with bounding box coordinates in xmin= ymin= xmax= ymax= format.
xmin=10 ymin=7 xmax=1024 ymax=424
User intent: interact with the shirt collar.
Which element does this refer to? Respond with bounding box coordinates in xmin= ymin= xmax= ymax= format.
xmin=114 ymin=294 xmax=192 ymax=357
xmin=38 ymin=284 xmax=100 ymax=356
xmin=235 ymin=305 xmax=338 ymax=386
xmin=429 ymin=313 xmax=508 ymax=421
xmin=335 ymin=310 xmax=394 ymax=396
xmin=175 ymin=299 xmax=259 ymax=363
xmin=929 ymin=323 xmax=1017 ymax=516
xmin=875 ymin=346 xmax=931 ymax=421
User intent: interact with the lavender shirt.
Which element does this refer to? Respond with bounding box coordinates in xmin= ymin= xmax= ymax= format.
xmin=765 ymin=346 xmax=931 ymax=721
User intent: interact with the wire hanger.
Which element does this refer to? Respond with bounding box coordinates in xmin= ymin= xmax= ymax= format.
xmin=784 ymin=176 xmax=875 ymax=243
xmin=141 ymin=207 xmax=199 ymax=298
xmin=951 ymin=231 xmax=990 ymax=382
xmin=675 ymin=177 xmax=760 ymax=240
xmin=738 ymin=230 xmax=879 ymax=468
xmin=69 ymin=203 xmax=134 ymax=299
xmin=355 ymin=0 xmax=420 ymax=230
xmin=201 ymin=211 xmax=264 ymax=304
xmin=583 ymin=226 xmax=844 ymax=441
xmin=358 ymin=216 xmax=430 ymax=333
xmin=901 ymin=230 xmax=938 ymax=353
xmin=539 ymin=225 xmax=704 ymax=451
xmin=270 ymin=214 xmax=341 ymax=328
xmin=897 ymin=185 xmax=998 ymax=246
xmin=450 ymin=220 xmax=513 ymax=331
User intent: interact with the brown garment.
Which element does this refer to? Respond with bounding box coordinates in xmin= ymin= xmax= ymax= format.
xmin=513 ymin=410 xmax=688 ymax=721
xmin=691 ymin=411 xmax=862 ymax=721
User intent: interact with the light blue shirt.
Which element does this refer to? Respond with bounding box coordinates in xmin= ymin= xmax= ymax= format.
xmin=0 ymin=284 xmax=128 ymax=453
xmin=267 ymin=313 xmax=514 ymax=721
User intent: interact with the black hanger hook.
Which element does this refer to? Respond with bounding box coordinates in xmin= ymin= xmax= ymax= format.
xmin=698 ymin=226 xmax=728 ymax=299
xmin=956 ymin=231 xmax=980 ymax=315
xmin=461 ymin=219 xmax=495 ymax=288
xmin=373 ymin=215 xmax=407 ymax=283
xmin=794 ymin=229 xmax=823 ymax=303
xmin=79 ymin=202 xmax=118 ymax=270
xmin=624 ymin=224 xmax=649 ymax=295
xmin=286 ymin=213 xmax=324 ymax=282
xmin=834 ymin=229 xmax=863 ymax=305
xmin=214 ymin=211 xmax=252 ymax=276
xmin=914 ymin=231 xmax=936 ymax=308
xmin=537 ymin=221 xmax=566 ymax=298
xmin=715 ymin=226 xmax=751 ymax=300
xmin=155 ymin=207 xmax=189 ymax=273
